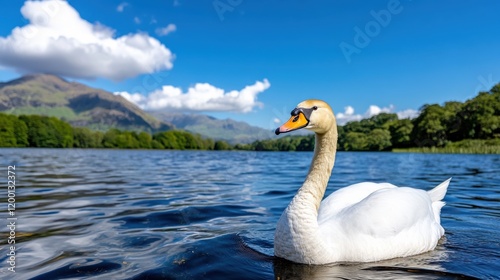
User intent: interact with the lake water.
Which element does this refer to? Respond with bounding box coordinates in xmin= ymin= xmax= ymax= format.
xmin=0 ymin=149 xmax=499 ymax=279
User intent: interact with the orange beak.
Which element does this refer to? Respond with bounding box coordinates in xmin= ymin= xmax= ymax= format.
xmin=275 ymin=112 xmax=309 ymax=135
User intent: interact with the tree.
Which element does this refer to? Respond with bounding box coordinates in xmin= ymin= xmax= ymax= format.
xmin=181 ymin=132 xmax=199 ymax=149
xmin=441 ymin=101 xmax=464 ymax=142
xmin=367 ymin=129 xmax=392 ymax=151
xmin=0 ymin=114 xmax=18 ymax=147
xmin=152 ymin=130 xmax=212 ymax=150
xmin=49 ymin=117 xmax=73 ymax=147
xmin=151 ymin=140 xmax=164 ymax=149
xmin=253 ymin=139 xmax=279 ymax=151
xmin=214 ymin=140 xmax=231 ymax=150
xmin=154 ymin=131 xmax=180 ymax=149
xmin=344 ymin=132 xmax=368 ymax=151
xmin=459 ymin=91 xmax=500 ymax=139
xmin=116 ymin=131 xmax=140 ymax=149
xmin=344 ymin=120 xmax=371 ymax=134
xmin=388 ymin=119 xmax=413 ymax=148
xmin=202 ymin=138 xmax=215 ymax=150
xmin=370 ymin=113 xmax=398 ymax=129
xmin=234 ymin=143 xmax=252 ymax=150
xmin=137 ymin=132 xmax=152 ymax=149
xmin=13 ymin=117 xmax=28 ymax=147
xmin=411 ymin=104 xmax=448 ymax=147
xmin=19 ymin=115 xmax=73 ymax=148
xmin=73 ymin=127 xmax=97 ymax=148
xmin=337 ymin=125 xmax=346 ymax=150
xmin=296 ymin=135 xmax=314 ymax=151
xmin=102 ymin=129 xmax=121 ymax=148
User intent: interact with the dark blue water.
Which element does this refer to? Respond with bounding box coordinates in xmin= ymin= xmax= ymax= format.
xmin=0 ymin=149 xmax=498 ymax=279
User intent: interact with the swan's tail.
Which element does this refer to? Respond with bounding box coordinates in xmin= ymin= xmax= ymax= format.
xmin=427 ymin=178 xmax=451 ymax=224
xmin=428 ymin=178 xmax=451 ymax=202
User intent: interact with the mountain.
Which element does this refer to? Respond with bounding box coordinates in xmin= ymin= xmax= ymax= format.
xmin=0 ymin=74 xmax=173 ymax=132
xmin=150 ymin=112 xmax=275 ymax=144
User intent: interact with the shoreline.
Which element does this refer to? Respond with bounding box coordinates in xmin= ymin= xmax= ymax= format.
xmin=1 ymin=147 xmax=499 ymax=155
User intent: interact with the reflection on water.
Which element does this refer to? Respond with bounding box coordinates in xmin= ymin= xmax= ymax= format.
xmin=274 ymin=241 xmax=477 ymax=280
xmin=0 ymin=149 xmax=498 ymax=279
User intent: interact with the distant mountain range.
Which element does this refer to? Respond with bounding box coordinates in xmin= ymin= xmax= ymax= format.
xmin=150 ymin=112 xmax=275 ymax=144
xmin=0 ymin=74 xmax=275 ymax=143
xmin=0 ymin=74 xmax=172 ymax=132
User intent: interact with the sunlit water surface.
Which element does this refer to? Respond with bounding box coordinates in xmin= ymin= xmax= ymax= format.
xmin=0 ymin=149 xmax=499 ymax=279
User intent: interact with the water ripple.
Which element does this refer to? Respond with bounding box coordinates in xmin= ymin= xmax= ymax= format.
xmin=0 ymin=149 xmax=498 ymax=279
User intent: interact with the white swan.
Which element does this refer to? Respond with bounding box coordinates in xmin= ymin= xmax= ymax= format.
xmin=274 ymin=99 xmax=450 ymax=265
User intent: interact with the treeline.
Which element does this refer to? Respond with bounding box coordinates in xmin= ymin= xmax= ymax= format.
xmin=0 ymin=114 xmax=232 ymax=150
xmin=1 ymin=83 xmax=498 ymax=152
xmin=244 ymin=83 xmax=500 ymax=151
xmin=234 ymin=134 xmax=315 ymax=151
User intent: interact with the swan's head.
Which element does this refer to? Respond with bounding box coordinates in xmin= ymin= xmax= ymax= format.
xmin=275 ymin=99 xmax=335 ymax=135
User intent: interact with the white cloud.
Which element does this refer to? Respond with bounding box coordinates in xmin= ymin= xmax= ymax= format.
xmin=344 ymin=105 xmax=354 ymax=115
xmin=116 ymin=2 xmax=129 ymax=12
xmin=396 ymin=109 xmax=419 ymax=119
xmin=155 ymin=24 xmax=177 ymax=36
xmin=115 ymin=79 xmax=271 ymax=113
xmin=366 ymin=104 xmax=394 ymax=117
xmin=336 ymin=105 xmax=418 ymax=125
xmin=336 ymin=106 xmax=363 ymax=124
xmin=273 ymin=118 xmax=281 ymax=124
xmin=0 ymin=0 xmax=173 ymax=80
xmin=134 ymin=16 xmax=141 ymax=24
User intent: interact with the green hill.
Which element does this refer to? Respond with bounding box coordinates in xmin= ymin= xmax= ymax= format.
xmin=0 ymin=74 xmax=173 ymax=132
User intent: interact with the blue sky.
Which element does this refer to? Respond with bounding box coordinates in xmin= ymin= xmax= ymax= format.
xmin=0 ymin=0 xmax=499 ymax=129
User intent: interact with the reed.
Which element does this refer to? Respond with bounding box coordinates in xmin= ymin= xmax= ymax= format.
xmin=393 ymin=139 xmax=500 ymax=154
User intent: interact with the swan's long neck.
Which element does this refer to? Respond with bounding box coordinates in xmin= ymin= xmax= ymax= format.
xmin=295 ymin=125 xmax=338 ymax=212
xmin=275 ymin=124 xmax=338 ymax=263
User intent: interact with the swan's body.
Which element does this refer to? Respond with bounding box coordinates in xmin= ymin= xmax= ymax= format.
xmin=274 ymin=99 xmax=449 ymax=264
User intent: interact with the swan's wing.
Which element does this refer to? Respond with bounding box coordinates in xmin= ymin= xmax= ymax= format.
xmin=317 ymin=182 xmax=447 ymax=262
xmin=336 ymin=187 xmax=438 ymax=238
xmin=318 ymin=182 xmax=397 ymax=224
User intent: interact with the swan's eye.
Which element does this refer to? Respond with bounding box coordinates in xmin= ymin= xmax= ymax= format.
xmin=313 ymin=106 xmax=318 ymax=110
